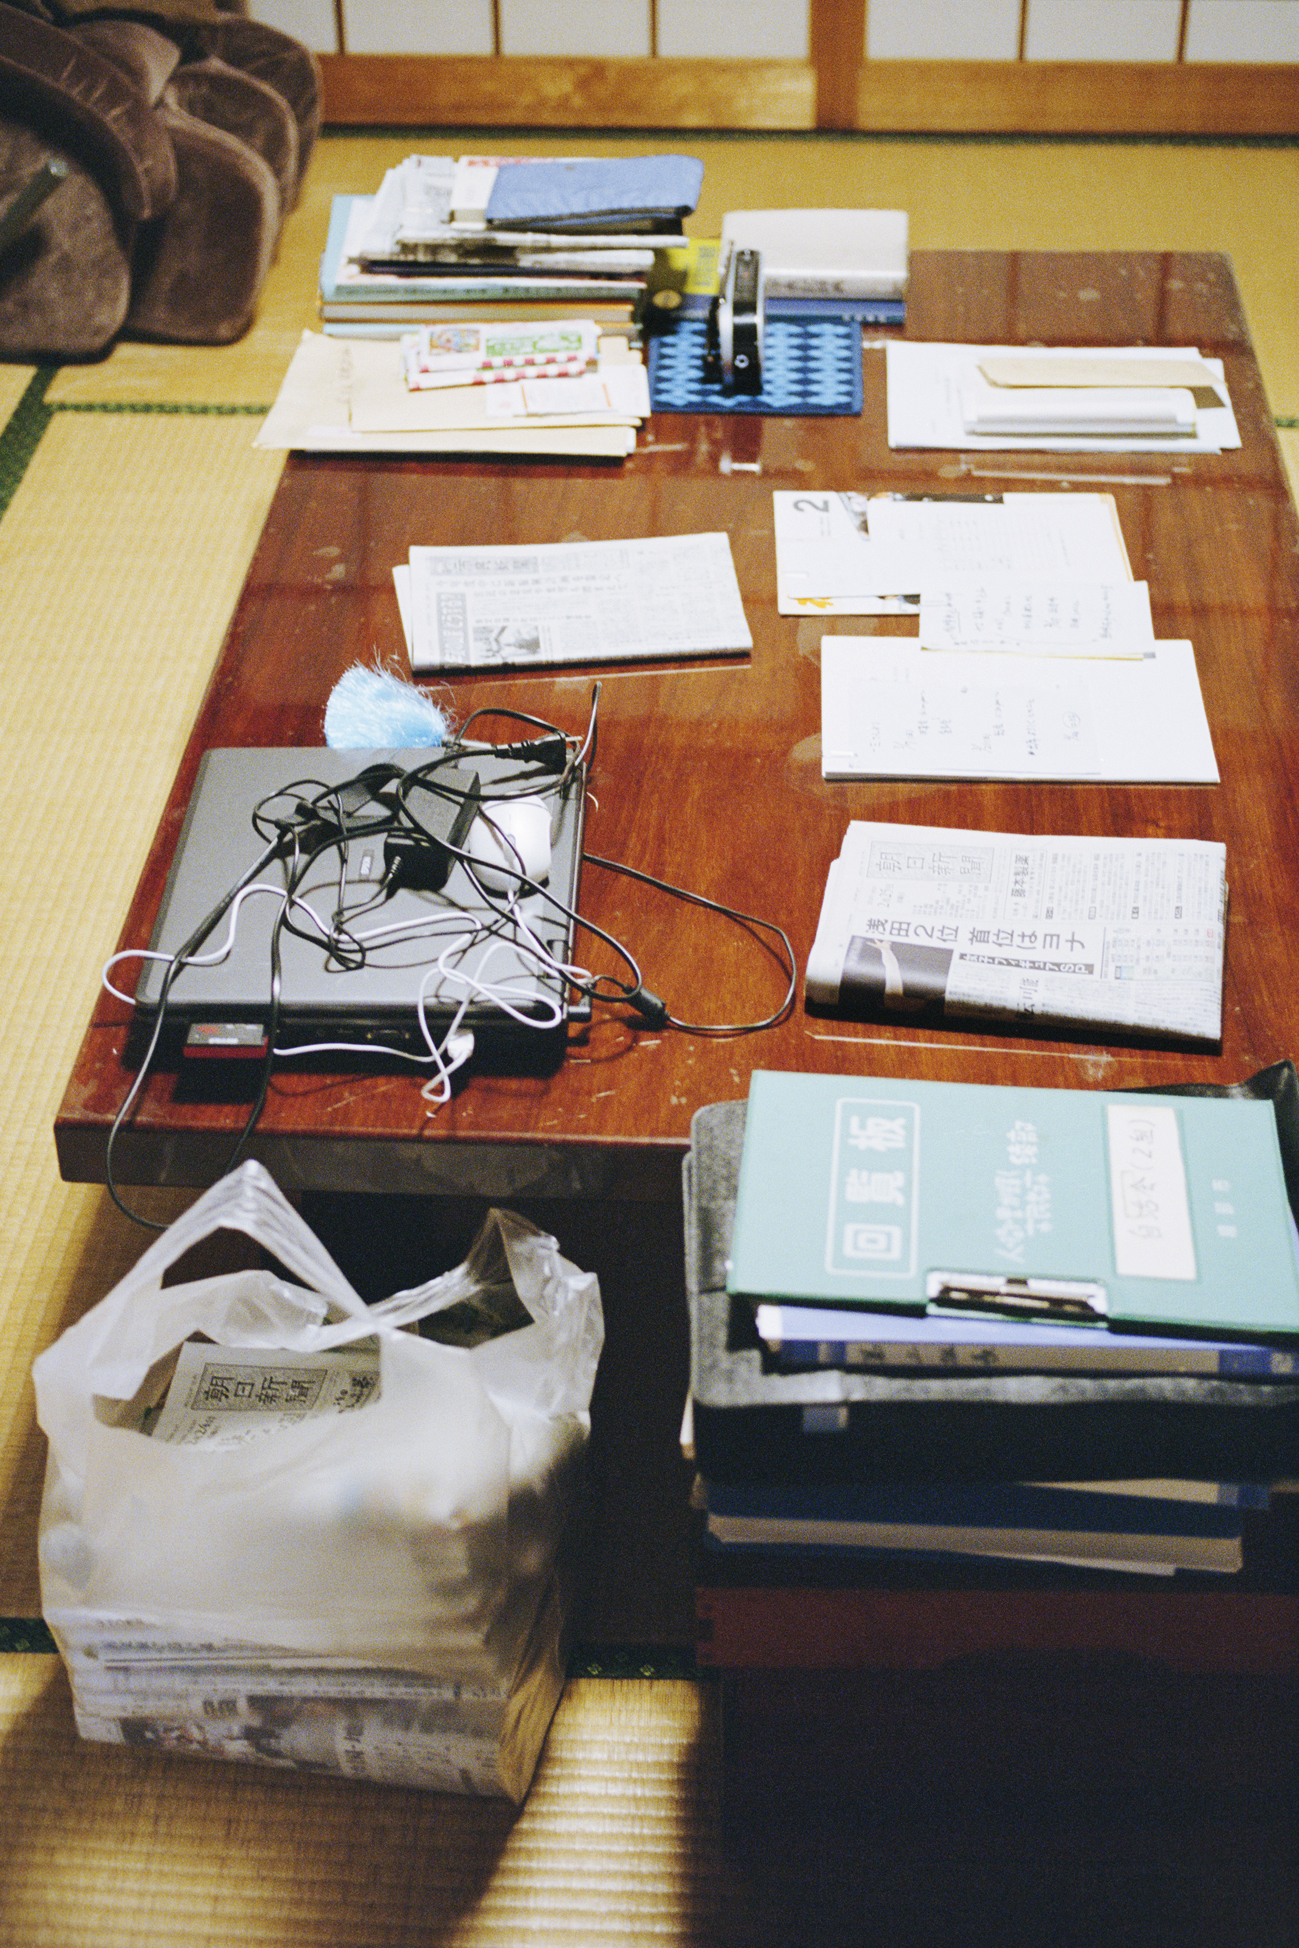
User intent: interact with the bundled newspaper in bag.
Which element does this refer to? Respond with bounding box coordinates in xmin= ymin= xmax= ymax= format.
xmin=32 ymin=1162 xmax=603 ymax=1799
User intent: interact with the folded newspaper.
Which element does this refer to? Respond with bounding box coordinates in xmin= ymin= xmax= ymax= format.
xmin=805 ymin=823 xmax=1227 ymax=1042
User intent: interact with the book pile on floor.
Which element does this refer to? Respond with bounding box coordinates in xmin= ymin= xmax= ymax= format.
xmin=319 ymin=152 xmax=704 ymax=337
xmin=685 ymin=1067 xmax=1299 ymax=1689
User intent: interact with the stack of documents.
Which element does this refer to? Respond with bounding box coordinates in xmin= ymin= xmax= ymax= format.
xmin=256 ymin=328 xmax=650 ymax=458
xmin=886 ymin=343 xmax=1240 ymax=452
xmin=773 ymin=489 xmax=1219 ymax=782
xmin=805 ymin=822 xmax=1228 ymax=1041
xmin=320 ymin=155 xmax=702 ymax=336
xmin=774 ymin=489 xmax=1133 ymax=617
xmin=700 ymin=1476 xmax=1260 ymax=1576
xmin=684 ymin=1069 xmax=1299 ymax=1579
xmin=394 ymin=533 xmax=752 ymax=672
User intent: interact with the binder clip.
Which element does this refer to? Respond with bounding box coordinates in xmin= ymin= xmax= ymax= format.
xmin=704 ymin=243 xmax=764 ymax=396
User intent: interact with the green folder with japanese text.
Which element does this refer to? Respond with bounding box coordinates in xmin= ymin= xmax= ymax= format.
xmin=726 ymin=1072 xmax=1299 ymax=1342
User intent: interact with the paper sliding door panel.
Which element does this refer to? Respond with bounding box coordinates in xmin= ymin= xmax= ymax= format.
xmin=247 ymin=0 xmax=339 ymax=55
xmin=339 ymin=0 xmax=494 ymax=56
xmin=1023 ymin=0 xmax=1183 ymax=63
xmin=498 ymin=0 xmax=652 ymax=58
xmin=1184 ymin=0 xmax=1299 ymax=62
xmin=656 ymin=0 xmax=810 ymax=60
xmin=867 ymin=0 xmax=1021 ymax=60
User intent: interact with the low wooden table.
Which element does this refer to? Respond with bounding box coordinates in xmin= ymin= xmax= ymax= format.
xmin=55 ymin=250 xmax=1299 ymax=1198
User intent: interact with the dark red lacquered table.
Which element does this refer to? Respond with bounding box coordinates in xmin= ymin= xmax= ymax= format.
xmin=55 ymin=251 xmax=1299 ymax=1198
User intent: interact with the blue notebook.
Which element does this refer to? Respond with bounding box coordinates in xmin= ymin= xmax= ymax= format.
xmin=648 ymin=316 xmax=863 ymax=416
xmin=485 ymin=156 xmax=704 ymax=229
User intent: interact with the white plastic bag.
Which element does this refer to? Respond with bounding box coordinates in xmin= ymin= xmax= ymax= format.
xmin=33 ymin=1160 xmax=603 ymax=1796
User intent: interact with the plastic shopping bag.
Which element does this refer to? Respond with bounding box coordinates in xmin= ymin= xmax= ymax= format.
xmin=33 ymin=1160 xmax=603 ymax=1797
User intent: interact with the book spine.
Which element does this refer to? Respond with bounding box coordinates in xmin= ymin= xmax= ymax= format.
xmin=766 ymin=1337 xmax=1288 ymax=1377
xmin=322 ymin=281 xmax=645 ymax=305
xmin=762 ymin=276 xmax=907 ymax=300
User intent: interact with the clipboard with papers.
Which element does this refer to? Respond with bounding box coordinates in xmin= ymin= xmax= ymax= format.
xmin=726 ymin=1073 xmax=1299 ymax=1346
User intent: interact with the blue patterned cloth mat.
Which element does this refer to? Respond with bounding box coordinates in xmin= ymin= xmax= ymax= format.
xmin=646 ymin=316 xmax=862 ymax=417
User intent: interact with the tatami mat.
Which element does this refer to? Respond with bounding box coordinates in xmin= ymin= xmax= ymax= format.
xmin=0 ymin=363 xmax=33 ymax=429
xmin=44 ymin=132 xmax=1299 ymax=415
xmin=1279 ymin=427 xmax=1299 ymax=507
xmin=0 ymin=414 xmax=283 ymax=1611
xmin=0 ymin=1664 xmax=765 ymax=1948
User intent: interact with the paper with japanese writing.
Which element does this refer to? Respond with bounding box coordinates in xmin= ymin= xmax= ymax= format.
xmin=407 ymin=532 xmax=752 ymax=670
xmin=805 ymin=822 xmax=1227 ymax=1042
xmin=148 ymin=1341 xmax=380 ymax=1449
xmin=918 ymin=577 xmax=1152 ymax=658
xmin=820 ymin=637 xmax=1218 ymax=783
xmin=774 ymin=489 xmax=1132 ymax=615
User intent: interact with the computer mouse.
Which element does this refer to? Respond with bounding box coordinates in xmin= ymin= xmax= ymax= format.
xmin=466 ymin=796 xmax=552 ymax=891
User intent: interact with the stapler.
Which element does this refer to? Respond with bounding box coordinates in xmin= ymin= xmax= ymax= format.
xmin=704 ymin=241 xmax=764 ymax=396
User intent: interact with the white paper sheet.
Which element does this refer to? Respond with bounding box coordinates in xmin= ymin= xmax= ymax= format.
xmin=774 ymin=490 xmax=1132 ymax=615
xmin=820 ymin=637 xmax=1219 ymax=782
xmin=917 ymin=578 xmax=1152 ymax=658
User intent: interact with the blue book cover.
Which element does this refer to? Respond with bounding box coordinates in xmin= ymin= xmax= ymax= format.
xmin=705 ymin=1477 xmax=1255 ymax=1533
xmin=753 ymin=1302 xmax=1299 ymax=1378
xmin=726 ymin=1072 xmax=1299 ymax=1343
xmin=485 ymin=156 xmax=704 ymax=228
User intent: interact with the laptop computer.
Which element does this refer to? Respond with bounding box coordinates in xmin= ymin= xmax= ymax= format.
xmin=135 ymin=747 xmax=586 ymax=1059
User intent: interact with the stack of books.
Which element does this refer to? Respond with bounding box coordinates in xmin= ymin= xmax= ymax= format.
xmin=685 ymin=1068 xmax=1299 ymax=1677
xmin=319 ymin=152 xmax=703 ymax=338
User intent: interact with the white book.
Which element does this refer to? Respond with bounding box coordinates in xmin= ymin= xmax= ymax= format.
xmin=720 ymin=208 xmax=908 ymax=299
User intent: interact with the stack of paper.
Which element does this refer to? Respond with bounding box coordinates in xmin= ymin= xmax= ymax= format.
xmin=774 ymin=490 xmax=1134 ymax=616
xmin=319 ymin=155 xmax=701 ymax=336
xmin=886 ymin=343 xmax=1240 ymax=452
xmin=255 ymin=329 xmax=649 ymax=458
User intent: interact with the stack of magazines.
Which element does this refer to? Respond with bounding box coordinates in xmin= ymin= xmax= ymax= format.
xmin=319 ymin=152 xmax=704 ymax=337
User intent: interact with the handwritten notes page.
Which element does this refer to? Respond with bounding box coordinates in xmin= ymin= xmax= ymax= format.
xmin=918 ymin=578 xmax=1153 ymax=657
xmin=820 ymin=638 xmax=1218 ymax=783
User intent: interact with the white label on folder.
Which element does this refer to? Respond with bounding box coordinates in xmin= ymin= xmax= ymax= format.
xmin=825 ymin=1096 xmax=920 ymax=1279
xmin=1106 ymin=1104 xmax=1197 ymax=1281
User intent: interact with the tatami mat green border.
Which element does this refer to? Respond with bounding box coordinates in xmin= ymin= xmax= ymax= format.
xmin=0 ymin=368 xmax=53 ymax=519
xmin=0 ymin=390 xmax=269 ymax=519
xmin=0 ymin=1618 xmax=696 ymax=1677
xmin=53 ymin=402 xmax=268 ymax=414
xmin=0 ymin=1621 xmax=54 ymax=1653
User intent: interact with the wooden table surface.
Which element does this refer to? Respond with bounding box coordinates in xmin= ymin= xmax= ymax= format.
xmin=55 ymin=250 xmax=1299 ymax=1198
